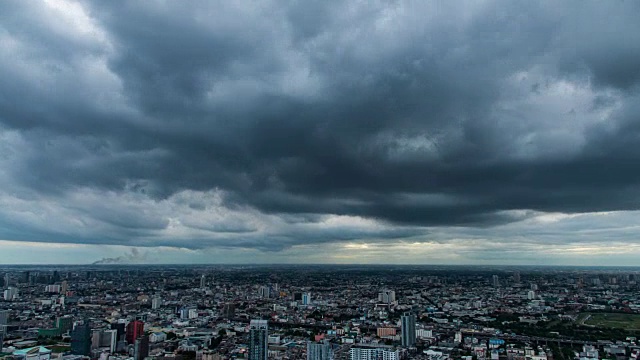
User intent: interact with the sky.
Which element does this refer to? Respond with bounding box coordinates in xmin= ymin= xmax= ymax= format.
xmin=1 ymin=1 xmax=640 ymax=265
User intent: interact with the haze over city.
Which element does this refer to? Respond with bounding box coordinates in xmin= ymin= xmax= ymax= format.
xmin=2 ymin=1 xmax=640 ymax=265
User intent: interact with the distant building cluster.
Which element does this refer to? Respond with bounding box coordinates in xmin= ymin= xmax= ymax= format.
xmin=1 ymin=266 xmax=640 ymax=360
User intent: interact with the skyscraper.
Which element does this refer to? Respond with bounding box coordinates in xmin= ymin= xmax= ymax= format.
xmin=91 ymin=329 xmax=102 ymax=350
xmin=71 ymin=322 xmax=92 ymax=356
xmin=56 ymin=316 xmax=73 ymax=335
xmin=302 ymin=292 xmax=312 ymax=305
xmin=513 ymin=272 xmax=521 ymax=283
xmin=0 ymin=310 xmax=8 ymax=325
xmin=0 ymin=309 xmax=8 ymax=348
xmin=200 ymin=274 xmax=206 ymax=288
xmin=222 ymin=303 xmax=235 ymax=319
xmin=151 ymin=297 xmax=162 ymax=310
xmin=134 ymin=335 xmax=149 ymax=360
xmin=126 ymin=320 xmax=144 ymax=344
xmin=104 ymin=329 xmax=118 ymax=353
xmin=307 ymin=340 xmax=333 ymax=360
xmin=378 ymin=289 xmax=396 ymax=304
xmin=258 ymin=286 xmax=270 ymax=299
xmin=52 ymin=271 xmax=60 ymax=283
xmin=3 ymin=287 xmax=18 ymax=301
xmin=249 ymin=319 xmax=268 ymax=360
xmin=401 ymin=312 xmax=416 ymax=347
xmin=492 ymin=275 xmax=499 ymax=287
xmin=111 ymin=322 xmax=126 ymax=342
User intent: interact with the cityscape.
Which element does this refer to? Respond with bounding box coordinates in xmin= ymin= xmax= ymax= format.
xmin=2 ymin=1 xmax=640 ymax=360
xmin=1 ymin=265 xmax=640 ymax=360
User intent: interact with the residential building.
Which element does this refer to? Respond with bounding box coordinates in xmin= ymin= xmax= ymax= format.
xmin=3 ymin=287 xmax=18 ymax=301
xmin=377 ymin=328 xmax=396 ymax=337
xmin=151 ymin=297 xmax=162 ymax=309
xmin=307 ymin=340 xmax=333 ymax=360
xmin=249 ymin=319 xmax=268 ymax=360
xmin=349 ymin=347 xmax=399 ymax=360
xmin=378 ymin=290 xmax=396 ymax=304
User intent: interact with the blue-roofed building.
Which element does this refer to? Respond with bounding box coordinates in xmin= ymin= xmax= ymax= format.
xmin=13 ymin=346 xmax=52 ymax=360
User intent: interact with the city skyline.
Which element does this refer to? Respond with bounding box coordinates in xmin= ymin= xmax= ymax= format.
xmin=2 ymin=1 xmax=640 ymax=265
xmin=5 ymin=265 xmax=637 ymax=359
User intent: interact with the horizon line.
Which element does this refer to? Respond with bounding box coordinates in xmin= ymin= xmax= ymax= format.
xmin=1 ymin=263 xmax=640 ymax=268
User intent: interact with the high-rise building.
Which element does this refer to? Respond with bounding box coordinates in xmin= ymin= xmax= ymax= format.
xmin=258 ymin=286 xmax=270 ymax=299
xmin=91 ymin=329 xmax=117 ymax=353
xmin=105 ymin=329 xmax=118 ymax=353
xmin=0 ymin=310 xmax=8 ymax=325
xmin=200 ymin=275 xmax=206 ymax=289
xmin=0 ymin=309 xmax=8 ymax=348
xmin=91 ymin=329 xmax=101 ymax=350
xmin=401 ymin=312 xmax=416 ymax=347
xmin=513 ymin=272 xmax=521 ymax=283
xmin=52 ymin=271 xmax=60 ymax=283
xmin=61 ymin=280 xmax=69 ymax=294
xmin=3 ymin=274 xmax=9 ymax=288
xmin=111 ymin=322 xmax=126 ymax=341
xmin=3 ymin=287 xmax=18 ymax=301
xmin=126 ymin=320 xmax=144 ymax=344
xmin=307 ymin=340 xmax=333 ymax=360
xmin=249 ymin=320 xmax=268 ymax=360
xmin=71 ymin=322 xmax=92 ymax=356
xmin=56 ymin=316 xmax=73 ymax=335
xmin=45 ymin=284 xmax=62 ymax=293
xmin=151 ymin=297 xmax=162 ymax=310
xmin=492 ymin=275 xmax=499 ymax=287
xmin=302 ymin=292 xmax=312 ymax=306
xmin=133 ymin=335 xmax=149 ymax=360
xmin=179 ymin=307 xmax=198 ymax=320
xmin=378 ymin=290 xmax=396 ymax=304
xmin=223 ymin=303 xmax=235 ymax=319
xmin=455 ymin=332 xmax=463 ymax=343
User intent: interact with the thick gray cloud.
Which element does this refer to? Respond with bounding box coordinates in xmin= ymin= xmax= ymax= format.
xmin=1 ymin=0 xmax=640 ymax=253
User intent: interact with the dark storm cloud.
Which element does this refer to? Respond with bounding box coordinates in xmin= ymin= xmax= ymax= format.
xmin=1 ymin=0 xmax=640 ymax=250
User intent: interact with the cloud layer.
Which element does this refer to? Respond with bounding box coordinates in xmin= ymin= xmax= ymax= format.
xmin=1 ymin=1 xmax=640 ymax=261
